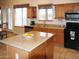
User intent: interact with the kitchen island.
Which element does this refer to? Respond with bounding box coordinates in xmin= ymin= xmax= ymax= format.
xmin=0 ymin=31 xmax=54 ymax=59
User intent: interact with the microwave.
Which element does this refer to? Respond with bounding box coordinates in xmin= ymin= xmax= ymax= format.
xmin=65 ymin=13 xmax=79 ymax=21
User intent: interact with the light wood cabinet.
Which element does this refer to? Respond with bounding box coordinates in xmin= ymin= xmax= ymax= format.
xmin=0 ymin=44 xmax=8 ymax=59
xmin=56 ymin=29 xmax=64 ymax=45
xmin=73 ymin=3 xmax=79 ymax=11
xmin=55 ymin=3 xmax=79 ymax=19
xmin=33 ymin=27 xmax=41 ymax=31
xmin=65 ymin=4 xmax=73 ymax=12
xmin=27 ymin=7 xmax=37 ymax=18
xmin=14 ymin=26 xmax=24 ymax=34
xmin=7 ymin=46 xmax=29 ymax=59
xmin=48 ymin=28 xmax=58 ymax=42
xmin=33 ymin=27 xmax=64 ymax=45
xmin=55 ymin=4 xmax=66 ymax=19
xmin=5 ymin=37 xmax=54 ymax=59
xmin=48 ymin=28 xmax=64 ymax=46
xmin=46 ymin=37 xmax=54 ymax=59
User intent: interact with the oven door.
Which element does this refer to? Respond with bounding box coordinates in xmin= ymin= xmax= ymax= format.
xmin=64 ymin=29 xmax=79 ymax=50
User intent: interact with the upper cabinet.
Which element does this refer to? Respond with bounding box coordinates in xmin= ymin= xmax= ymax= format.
xmin=55 ymin=4 xmax=66 ymax=19
xmin=55 ymin=3 xmax=79 ymax=19
xmin=27 ymin=7 xmax=37 ymax=18
xmin=73 ymin=3 xmax=79 ymax=11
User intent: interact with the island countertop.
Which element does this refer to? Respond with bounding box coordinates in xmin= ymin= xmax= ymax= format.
xmin=0 ymin=31 xmax=53 ymax=52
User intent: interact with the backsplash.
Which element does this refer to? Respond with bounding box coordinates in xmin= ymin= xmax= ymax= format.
xmin=27 ymin=18 xmax=66 ymax=27
xmin=36 ymin=19 xmax=66 ymax=26
xmin=27 ymin=18 xmax=37 ymax=26
xmin=57 ymin=19 xmax=66 ymax=27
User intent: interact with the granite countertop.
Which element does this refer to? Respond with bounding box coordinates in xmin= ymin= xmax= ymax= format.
xmin=0 ymin=31 xmax=53 ymax=52
xmin=25 ymin=24 xmax=64 ymax=29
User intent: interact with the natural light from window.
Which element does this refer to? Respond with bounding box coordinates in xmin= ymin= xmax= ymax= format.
xmin=23 ymin=8 xmax=27 ymax=26
xmin=38 ymin=8 xmax=53 ymax=20
xmin=8 ymin=8 xmax=13 ymax=30
xmin=15 ymin=8 xmax=27 ymax=26
xmin=0 ymin=10 xmax=1 ymax=24
xmin=39 ymin=9 xmax=46 ymax=20
xmin=47 ymin=9 xmax=53 ymax=20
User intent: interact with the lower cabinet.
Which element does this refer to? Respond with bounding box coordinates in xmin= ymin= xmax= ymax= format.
xmin=13 ymin=26 xmax=24 ymax=34
xmin=6 ymin=42 xmax=51 ymax=59
xmin=0 ymin=43 xmax=8 ymax=59
xmin=33 ymin=27 xmax=42 ymax=31
xmin=56 ymin=29 xmax=64 ymax=45
xmin=33 ymin=27 xmax=64 ymax=45
xmin=7 ymin=46 xmax=29 ymax=59
xmin=5 ymin=36 xmax=54 ymax=59
xmin=46 ymin=37 xmax=54 ymax=59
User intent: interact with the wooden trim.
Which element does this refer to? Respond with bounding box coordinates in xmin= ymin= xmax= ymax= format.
xmin=38 ymin=20 xmax=53 ymax=21
xmin=13 ymin=4 xmax=29 ymax=8
xmin=28 ymin=6 xmax=36 ymax=8
xmin=38 ymin=4 xmax=53 ymax=6
xmin=54 ymin=3 xmax=79 ymax=5
xmin=38 ymin=4 xmax=53 ymax=9
xmin=55 ymin=17 xmax=64 ymax=19
xmin=14 ymin=26 xmax=24 ymax=28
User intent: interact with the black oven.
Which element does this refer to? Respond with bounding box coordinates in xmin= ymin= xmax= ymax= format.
xmin=64 ymin=22 xmax=79 ymax=51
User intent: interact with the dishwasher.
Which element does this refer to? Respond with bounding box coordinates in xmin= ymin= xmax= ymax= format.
xmin=24 ymin=26 xmax=34 ymax=32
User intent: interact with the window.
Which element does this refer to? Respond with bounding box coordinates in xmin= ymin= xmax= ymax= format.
xmin=15 ymin=8 xmax=27 ymax=26
xmin=2 ymin=8 xmax=8 ymax=29
xmin=2 ymin=9 xmax=7 ymax=23
xmin=39 ymin=9 xmax=46 ymax=20
xmin=14 ymin=4 xmax=29 ymax=26
xmin=8 ymin=8 xmax=13 ymax=30
xmin=0 ymin=9 xmax=1 ymax=24
xmin=47 ymin=9 xmax=53 ymax=20
xmin=38 ymin=4 xmax=53 ymax=20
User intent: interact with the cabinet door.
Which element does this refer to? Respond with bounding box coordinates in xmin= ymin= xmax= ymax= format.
xmin=48 ymin=28 xmax=58 ymax=42
xmin=73 ymin=4 xmax=79 ymax=11
xmin=27 ymin=7 xmax=36 ymax=18
xmin=65 ymin=4 xmax=73 ymax=12
xmin=16 ymin=48 xmax=29 ymax=59
xmin=0 ymin=44 xmax=8 ymax=59
xmin=40 ymin=28 xmax=49 ymax=33
xmin=55 ymin=3 xmax=79 ymax=19
xmin=56 ymin=29 xmax=64 ymax=45
xmin=27 ymin=7 xmax=32 ymax=18
xmin=29 ymin=42 xmax=46 ymax=59
xmin=33 ymin=7 xmax=37 ymax=18
xmin=7 ymin=45 xmax=29 ymax=59
xmin=33 ymin=27 xmax=41 ymax=31
xmin=7 ymin=45 xmax=16 ymax=59
xmin=46 ymin=38 xmax=54 ymax=59
xmin=55 ymin=5 xmax=66 ymax=19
